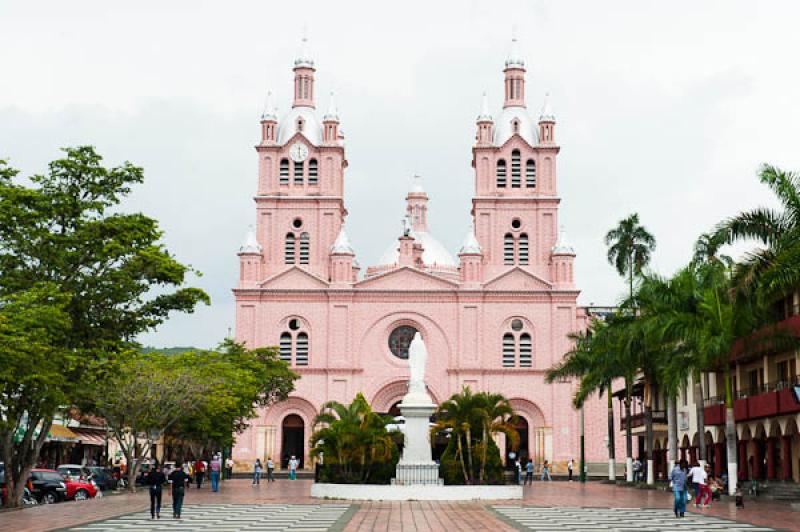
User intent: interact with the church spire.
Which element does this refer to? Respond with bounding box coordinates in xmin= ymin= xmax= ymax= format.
xmin=292 ymin=32 xmax=316 ymax=109
xmin=503 ymin=31 xmax=526 ymax=109
xmin=406 ymin=174 xmax=428 ymax=232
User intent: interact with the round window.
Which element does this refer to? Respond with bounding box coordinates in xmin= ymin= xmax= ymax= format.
xmin=288 ymin=318 xmax=300 ymax=331
xmin=511 ymin=219 xmax=522 ymax=230
xmin=292 ymin=218 xmax=303 ymax=229
xmin=388 ymin=326 xmax=418 ymax=359
xmin=511 ymin=319 xmax=524 ymax=331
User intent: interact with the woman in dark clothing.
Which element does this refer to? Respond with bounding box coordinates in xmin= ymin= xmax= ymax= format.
xmin=145 ymin=464 xmax=167 ymax=519
xmin=168 ymin=461 xmax=190 ymax=519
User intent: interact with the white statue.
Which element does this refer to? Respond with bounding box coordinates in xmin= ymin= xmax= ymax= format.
xmin=407 ymin=332 xmax=428 ymax=396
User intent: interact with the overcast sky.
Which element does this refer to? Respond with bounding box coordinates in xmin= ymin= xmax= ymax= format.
xmin=1 ymin=1 xmax=799 ymax=349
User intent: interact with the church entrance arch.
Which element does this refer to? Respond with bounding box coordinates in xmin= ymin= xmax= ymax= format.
xmin=281 ymin=414 xmax=305 ymax=470
xmin=506 ymin=417 xmax=529 ymax=469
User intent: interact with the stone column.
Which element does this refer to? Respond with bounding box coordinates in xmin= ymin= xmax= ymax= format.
xmin=767 ymin=438 xmax=777 ymax=479
xmin=751 ymin=440 xmax=761 ymax=479
xmin=781 ymin=435 xmax=793 ymax=481
xmin=713 ymin=443 xmax=724 ymax=477
xmin=689 ymin=446 xmax=697 ymax=464
xmin=738 ymin=440 xmax=748 ymax=480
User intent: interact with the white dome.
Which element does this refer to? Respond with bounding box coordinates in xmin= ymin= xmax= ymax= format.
xmin=377 ymin=231 xmax=457 ymax=267
xmin=493 ymin=106 xmax=538 ymax=146
xmin=277 ymin=106 xmax=323 ymax=146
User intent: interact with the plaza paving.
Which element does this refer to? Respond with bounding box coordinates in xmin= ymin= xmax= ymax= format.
xmin=0 ymin=479 xmax=795 ymax=532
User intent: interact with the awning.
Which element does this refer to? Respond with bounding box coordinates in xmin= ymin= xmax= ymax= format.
xmin=72 ymin=429 xmax=106 ymax=446
xmin=47 ymin=425 xmax=79 ymax=443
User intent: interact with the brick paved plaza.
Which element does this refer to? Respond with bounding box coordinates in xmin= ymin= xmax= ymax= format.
xmin=0 ymin=480 xmax=796 ymax=532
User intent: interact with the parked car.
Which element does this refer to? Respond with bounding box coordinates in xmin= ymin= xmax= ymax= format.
xmin=29 ymin=469 xmax=67 ymax=504
xmin=57 ymin=464 xmax=116 ymax=492
xmin=63 ymin=477 xmax=99 ymax=501
xmin=86 ymin=466 xmax=118 ymax=491
xmin=57 ymin=464 xmax=90 ymax=482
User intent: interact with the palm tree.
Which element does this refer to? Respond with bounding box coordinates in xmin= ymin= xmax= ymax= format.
xmin=605 ymin=213 xmax=656 ymax=481
xmin=310 ymin=393 xmax=398 ymax=483
xmin=433 ymin=387 xmax=480 ymax=484
xmin=714 ymin=164 xmax=800 ymax=302
xmin=546 ymin=323 xmax=623 ymax=481
xmin=474 ymin=393 xmax=519 ymax=483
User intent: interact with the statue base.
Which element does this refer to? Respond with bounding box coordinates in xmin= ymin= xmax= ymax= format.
xmin=392 ymin=392 xmax=442 ymax=486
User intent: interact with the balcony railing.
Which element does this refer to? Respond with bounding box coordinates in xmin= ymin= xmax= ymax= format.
xmin=702 ymin=375 xmax=800 ymax=425
xmin=620 ymin=410 xmax=667 ymax=429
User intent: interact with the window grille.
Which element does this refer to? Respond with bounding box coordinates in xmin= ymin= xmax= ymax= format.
xmin=496 ymin=159 xmax=507 ymax=188
xmin=279 ymin=332 xmax=292 ymax=363
xmin=284 ymin=233 xmax=296 ymax=264
xmin=308 ymin=159 xmax=318 ymax=185
xmin=280 ymin=159 xmax=289 ymax=185
xmin=295 ymin=332 xmax=309 ymax=366
xmin=299 ymin=233 xmax=310 ymax=265
xmin=519 ymin=333 xmax=532 ymax=367
xmin=526 ymin=159 xmax=536 ymax=187
xmin=519 ymin=233 xmax=529 ymax=265
xmin=503 ymin=333 xmax=516 ymax=367
xmin=511 ymin=150 xmax=521 ymax=188
xmin=504 ymin=233 xmax=515 ymax=265
xmin=294 ymin=161 xmax=304 ymax=184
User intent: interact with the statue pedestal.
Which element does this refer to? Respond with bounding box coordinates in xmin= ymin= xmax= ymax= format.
xmin=392 ymin=392 xmax=442 ymax=485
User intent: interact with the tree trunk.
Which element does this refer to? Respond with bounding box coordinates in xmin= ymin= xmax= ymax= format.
xmin=2 ymin=416 xmax=53 ymax=509
xmin=479 ymin=425 xmax=488 ymax=484
xmin=724 ymin=370 xmax=738 ymax=495
xmin=624 ymin=379 xmax=633 ymax=482
xmin=644 ymin=403 xmax=654 ymax=485
xmin=607 ymin=389 xmax=616 ymax=481
xmin=694 ymin=373 xmax=707 ymax=465
xmin=456 ymin=435 xmax=469 ymax=484
xmin=465 ymin=427 xmax=474 ymax=484
xmin=667 ymin=394 xmax=678 ymax=472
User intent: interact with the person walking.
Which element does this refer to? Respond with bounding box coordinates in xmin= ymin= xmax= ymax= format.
xmin=253 ymin=458 xmax=262 ymax=485
xmin=168 ymin=461 xmax=189 ymax=520
xmin=209 ymin=454 xmax=222 ymax=492
xmin=694 ymin=464 xmax=711 ymax=508
xmin=225 ymin=456 xmax=234 ymax=480
xmin=633 ymin=458 xmax=642 ymax=482
xmin=314 ymin=452 xmax=324 ymax=483
xmin=567 ymin=458 xmax=574 ymax=481
xmin=670 ymin=460 xmax=688 ymax=518
xmin=267 ymin=457 xmax=275 ymax=482
xmin=194 ymin=458 xmax=205 ymax=489
xmin=145 ymin=464 xmax=167 ymax=519
xmin=289 ymin=455 xmax=298 ymax=480
xmin=514 ymin=459 xmax=522 ymax=485
xmin=688 ymin=462 xmax=706 ymax=506
xmin=540 ymin=460 xmax=552 ymax=481
xmin=524 ymin=459 xmax=534 ymax=485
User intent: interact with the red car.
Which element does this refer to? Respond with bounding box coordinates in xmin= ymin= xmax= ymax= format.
xmin=63 ymin=476 xmax=99 ymax=501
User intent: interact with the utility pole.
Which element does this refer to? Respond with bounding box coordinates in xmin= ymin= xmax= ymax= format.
xmin=580 ymin=405 xmax=586 ymax=483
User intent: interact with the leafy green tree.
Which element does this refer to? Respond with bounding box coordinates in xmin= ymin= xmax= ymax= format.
xmin=0 ymin=148 xmax=208 ymax=504
xmin=164 ymin=341 xmax=298 ymax=458
xmin=310 ymin=393 xmax=398 ymax=484
xmin=0 ymin=286 xmax=72 ymax=508
xmin=474 ymin=393 xmax=519 ymax=484
xmin=604 ymin=213 xmax=656 ymax=481
xmin=88 ymin=352 xmax=209 ymax=491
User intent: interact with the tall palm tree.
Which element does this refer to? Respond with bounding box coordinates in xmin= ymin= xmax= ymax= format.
xmin=474 ymin=392 xmax=519 ymax=483
xmin=433 ymin=387 xmax=480 ymax=484
xmin=714 ymin=164 xmax=800 ymax=302
xmin=605 ymin=213 xmax=656 ymax=481
xmin=546 ymin=323 xmax=622 ymax=481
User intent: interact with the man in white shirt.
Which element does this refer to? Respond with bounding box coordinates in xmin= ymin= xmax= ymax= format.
xmin=688 ymin=463 xmax=710 ymax=507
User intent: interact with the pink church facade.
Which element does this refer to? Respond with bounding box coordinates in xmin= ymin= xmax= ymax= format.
xmin=232 ymin=38 xmax=615 ymax=472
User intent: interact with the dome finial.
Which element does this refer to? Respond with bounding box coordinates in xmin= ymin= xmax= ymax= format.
xmin=261 ymin=90 xmax=277 ymax=120
xmin=476 ymin=91 xmax=493 ymax=122
xmin=505 ymin=26 xmax=525 ymax=69
xmin=552 ymin=225 xmax=575 ymax=254
xmin=294 ymin=27 xmax=314 ymax=68
xmin=410 ymin=173 xmax=425 ymax=194
xmin=323 ymin=91 xmax=339 ymax=122
xmin=239 ymin=226 xmax=262 ymax=254
xmin=539 ymin=92 xmax=555 ymax=122
xmin=459 ymin=224 xmax=482 ymax=254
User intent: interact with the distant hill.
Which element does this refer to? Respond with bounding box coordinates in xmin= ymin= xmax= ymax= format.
xmin=139 ymin=346 xmax=202 ymax=355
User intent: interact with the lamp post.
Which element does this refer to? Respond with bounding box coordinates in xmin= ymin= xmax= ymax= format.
xmin=579 ymin=405 xmax=586 ymax=483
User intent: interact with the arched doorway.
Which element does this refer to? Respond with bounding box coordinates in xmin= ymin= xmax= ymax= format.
xmin=281 ymin=414 xmax=305 ymax=470
xmin=506 ymin=417 xmax=529 ymax=469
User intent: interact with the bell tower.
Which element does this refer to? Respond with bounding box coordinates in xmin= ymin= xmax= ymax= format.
xmin=245 ymin=35 xmax=351 ymax=285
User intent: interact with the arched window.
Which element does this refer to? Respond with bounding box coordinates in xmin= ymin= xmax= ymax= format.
xmin=296 ymin=117 xmax=305 ymax=132
xmin=504 ymin=233 xmax=514 ymax=265
xmin=279 ymin=332 xmax=292 ymax=362
xmin=295 ymin=332 xmax=309 ymax=366
xmin=496 ymin=159 xmax=507 ymax=188
xmin=502 ymin=333 xmax=516 ymax=367
xmin=294 ymin=160 xmax=304 ymax=184
xmin=519 ymin=233 xmax=529 ymax=265
xmin=526 ymin=159 xmax=536 ymax=187
xmin=512 ymin=119 xmax=520 ymax=135
xmin=279 ymin=159 xmax=289 ymax=185
xmin=308 ymin=159 xmax=318 ymax=185
xmin=284 ymin=233 xmax=296 ymax=264
xmin=511 ymin=150 xmax=521 ymax=188
xmin=519 ymin=333 xmax=532 ymax=367
xmin=299 ymin=232 xmax=310 ymax=265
